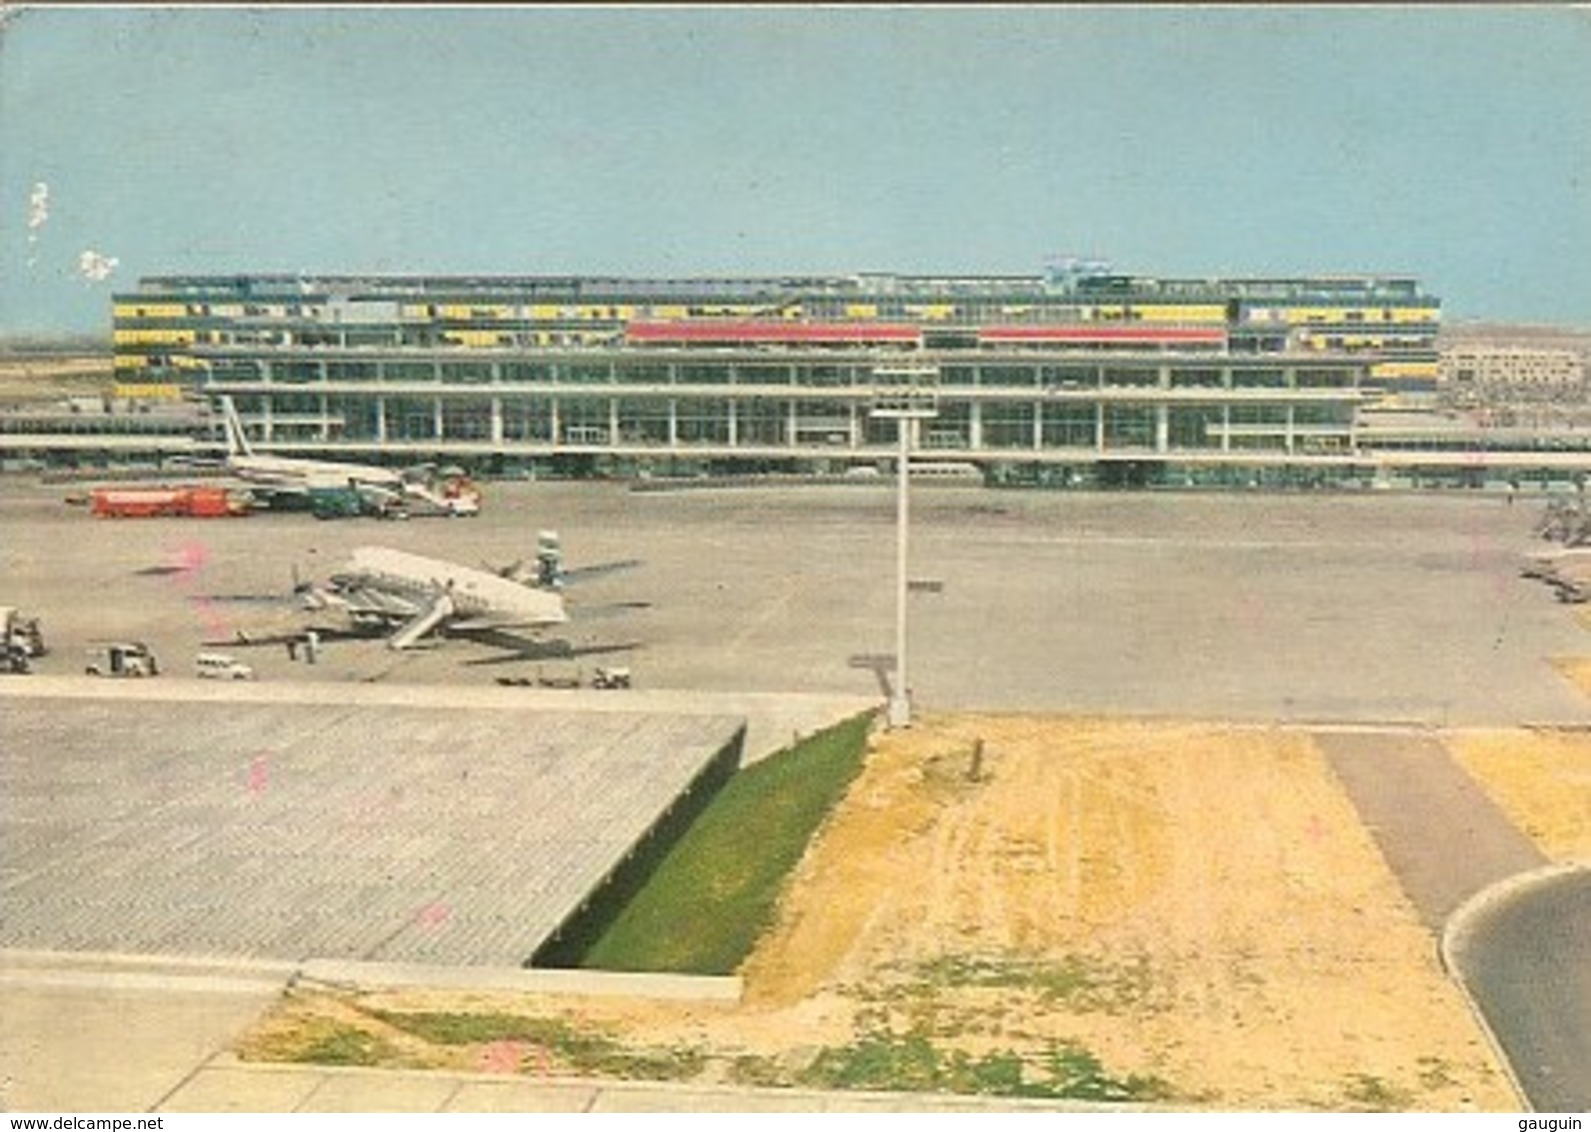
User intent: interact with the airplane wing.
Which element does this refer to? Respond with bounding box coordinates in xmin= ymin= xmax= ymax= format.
xmin=565 ymin=599 xmax=653 ymax=622
xmin=486 ymin=556 xmax=644 ymax=587
xmin=321 ymin=581 xmax=419 ymax=620
xmin=560 ymin=558 xmax=644 ymax=585
xmin=387 ymin=589 xmax=456 ymax=650
xmin=244 ymin=481 xmax=314 ymax=502
xmin=201 ymin=624 xmax=369 ymax=649
xmin=291 ymin=472 xmax=400 ymax=497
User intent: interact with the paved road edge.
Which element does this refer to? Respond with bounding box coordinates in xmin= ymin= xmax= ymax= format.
xmin=1438 ymin=861 xmax=1591 ymax=1113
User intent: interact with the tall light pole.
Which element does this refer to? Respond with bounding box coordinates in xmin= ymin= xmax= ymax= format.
xmin=870 ymin=363 xmax=939 ymax=729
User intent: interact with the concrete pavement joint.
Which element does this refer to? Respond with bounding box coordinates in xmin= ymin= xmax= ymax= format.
xmin=148 ymin=1046 xmax=233 ymax=1116
xmin=292 ymin=1074 xmax=330 ymax=1114
xmin=437 ymin=1079 xmax=466 ymax=1114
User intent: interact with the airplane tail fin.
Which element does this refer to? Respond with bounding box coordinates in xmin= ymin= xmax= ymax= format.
xmin=219 ymin=395 xmax=254 ymax=458
xmin=535 ymin=530 xmax=565 ymax=589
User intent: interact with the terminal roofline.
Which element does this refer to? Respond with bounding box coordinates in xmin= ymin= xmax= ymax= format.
xmin=121 ymin=269 xmax=1439 ymax=305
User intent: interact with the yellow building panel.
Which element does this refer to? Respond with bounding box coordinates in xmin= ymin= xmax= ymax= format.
xmin=905 ymin=303 xmax=954 ymax=321
xmin=653 ymin=305 xmax=687 ymax=320
xmin=1137 ymin=304 xmax=1227 ymax=323
xmin=1285 ymin=307 xmax=1349 ymax=324
xmin=525 ymin=305 xmax=558 ymax=320
xmin=845 ymin=303 xmax=878 ymax=319
xmin=113 ymin=329 xmax=196 ymax=346
xmin=1370 ymin=361 xmax=1440 ymax=379
xmin=1392 ymin=307 xmax=1439 ymax=324
xmin=116 ymin=303 xmax=187 ymax=320
xmin=112 ymin=383 xmax=182 ymax=398
xmin=113 ymin=355 xmax=147 ymax=370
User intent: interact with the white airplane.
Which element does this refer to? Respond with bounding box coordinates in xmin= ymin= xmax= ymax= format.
xmin=217 ymin=395 xmax=407 ymax=500
xmin=304 ymin=545 xmax=568 ymax=650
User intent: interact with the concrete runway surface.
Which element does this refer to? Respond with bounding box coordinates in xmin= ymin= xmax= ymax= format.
xmin=3 ymin=480 xmax=1588 ymax=725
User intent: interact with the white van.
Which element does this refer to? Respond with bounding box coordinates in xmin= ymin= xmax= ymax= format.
xmin=195 ymin=652 xmax=255 ymax=680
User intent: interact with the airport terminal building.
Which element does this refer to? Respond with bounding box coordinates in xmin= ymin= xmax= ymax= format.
xmin=102 ymin=266 xmax=1445 ymax=485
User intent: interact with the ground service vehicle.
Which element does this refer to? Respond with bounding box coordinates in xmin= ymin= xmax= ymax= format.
xmin=1 ymin=607 xmax=46 ymax=657
xmin=85 ymin=642 xmax=160 ymax=677
xmin=195 ymin=652 xmax=255 ymax=680
xmin=91 ymin=487 xmax=247 ymax=518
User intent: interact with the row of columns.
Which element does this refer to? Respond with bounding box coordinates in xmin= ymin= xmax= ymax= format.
xmin=245 ymin=388 xmax=1322 ymax=456
xmin=254 ymin=356 xmax=1344 ymax=394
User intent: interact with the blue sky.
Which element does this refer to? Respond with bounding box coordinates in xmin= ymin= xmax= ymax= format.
xmin=2 ymin=5 xmax=1589 ymax=333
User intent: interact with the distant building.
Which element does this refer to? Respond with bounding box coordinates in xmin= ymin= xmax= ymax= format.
xmin=1440 ymin=345 xmax=1584 ymax=400
xmin=98 ymin=268 xmax=1441 ymax=485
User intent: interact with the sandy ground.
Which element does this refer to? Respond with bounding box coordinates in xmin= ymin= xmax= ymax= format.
xmin=241 ymin=715 xmax=1519 ymax=1110
xmin=1448 ymin=724 xmax=1591 ymax=863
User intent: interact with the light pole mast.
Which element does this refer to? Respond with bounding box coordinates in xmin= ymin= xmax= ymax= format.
xmin=870 ymin=362 xmax=940 ymax=729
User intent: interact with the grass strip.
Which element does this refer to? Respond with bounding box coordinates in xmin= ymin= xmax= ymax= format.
xmin=575 ymin=710 xmax=874 ymax=974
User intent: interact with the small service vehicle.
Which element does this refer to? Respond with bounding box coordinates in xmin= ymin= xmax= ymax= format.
xmin=195 ymin=652 xmax=256 ymax=680
xmin=442 ymin=493 xmax=481 ymax=517
xmin=85 ymin=642 xmax=159 ymax=678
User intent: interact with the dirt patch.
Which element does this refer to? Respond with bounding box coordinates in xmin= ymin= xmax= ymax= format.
xmin=732 ymin=715 xmax=1511 ymax=1108
xmin=239 ymin=714 xmax=1515 ymax=1109
xmin=1448 ymin=729 xmax=1591 ymax=861
xmin=0 ymin=357 xmax=111 ymax=398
